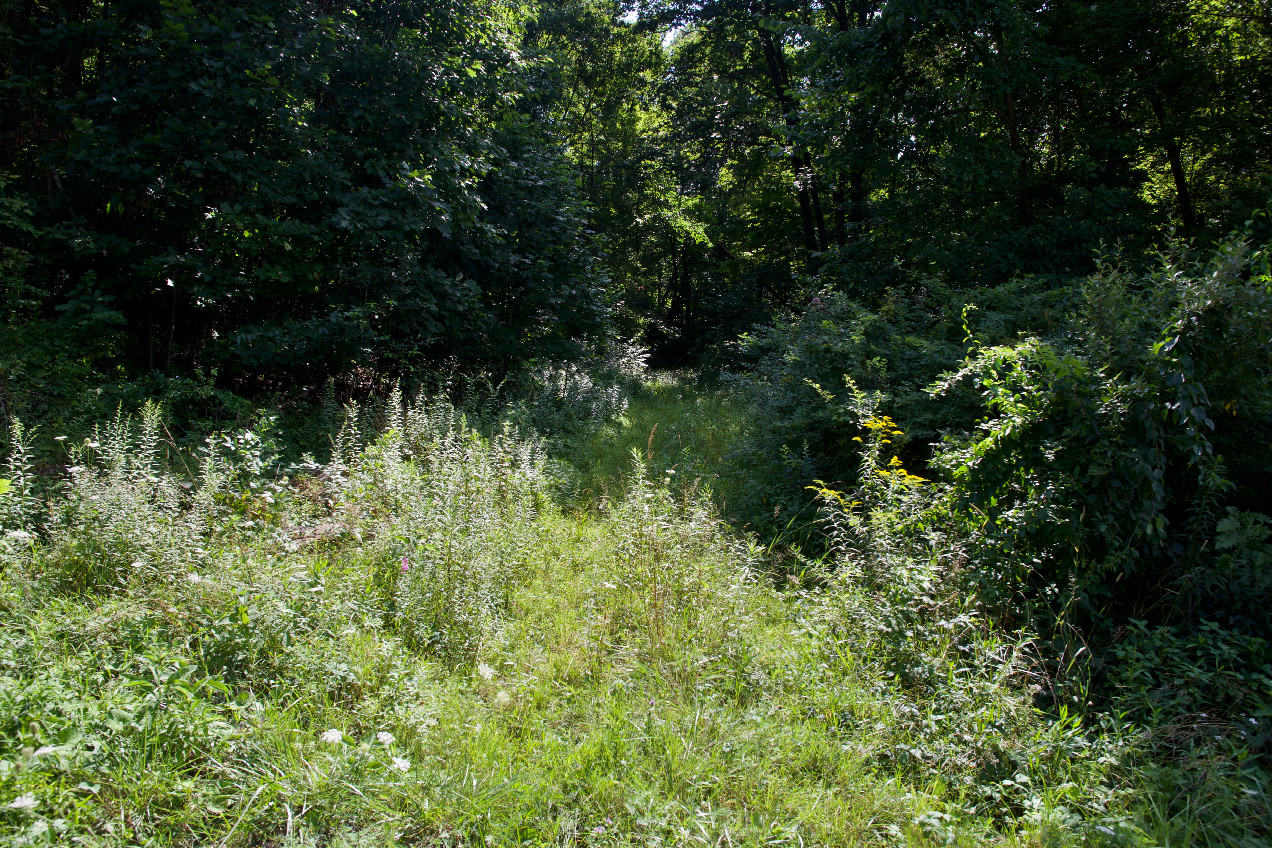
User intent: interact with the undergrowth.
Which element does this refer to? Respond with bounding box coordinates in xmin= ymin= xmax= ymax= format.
xmin=0 ymin=382 xmax=1258 ymax=846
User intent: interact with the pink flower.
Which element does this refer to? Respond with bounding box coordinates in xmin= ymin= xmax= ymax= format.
xmin=400 ymin=556 xmax=410 ymax=572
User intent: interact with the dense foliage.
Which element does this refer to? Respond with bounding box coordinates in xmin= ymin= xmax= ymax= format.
xmin=5 ymin=0 xmax=1269 ymax=390
xmin=1 ymin=0 xmax=606 ymax=425
xmin=2 ymin=1 xmax=1272 ymax=844
xmin=599 ymin=0 xmax=1272 ymax=356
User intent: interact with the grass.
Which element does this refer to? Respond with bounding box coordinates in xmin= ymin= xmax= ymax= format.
xmin=553 ymin=372 xmax=742 ymax=508
xmin=550 ymin=373 xmax=821 ymax=556
xmin=0 ymin=380 xmax=1262 ymax=846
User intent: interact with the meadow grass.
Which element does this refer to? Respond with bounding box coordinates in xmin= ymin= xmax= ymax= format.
xmin=552 ymin=373 xmax=742 ymax=509
xmin=0 ymin=384 xmax=1257 ymax=846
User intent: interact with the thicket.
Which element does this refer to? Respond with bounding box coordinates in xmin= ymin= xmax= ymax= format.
xmin=7 ymin=1 xmax=1270 ymax=416
xmin=0 ymin=0 xmax=608 ymax=434
xmin=708 ymin=221 xmax=1272 ymax=833
xmin=563 ymin=0 xmax=1272 ymax=363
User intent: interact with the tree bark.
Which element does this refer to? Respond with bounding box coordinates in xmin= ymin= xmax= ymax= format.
xmin=849 ymin=168 xmax=867 ymax=230
xmin=1003 ymin=91 xmax=1035 ymax=227
xmin=832 ymin=177 xmax=846 ymax=245
xmin=1151 ymin=96 xmax=1198 ymax=233
xmin=807 ymin=154 xmax=829 ymax=252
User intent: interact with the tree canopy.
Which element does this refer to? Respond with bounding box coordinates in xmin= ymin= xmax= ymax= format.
xmin=2 ymin=0 xmax=606 ymax=405
xmin=2 ymin=0 xmax=1269 ymax=389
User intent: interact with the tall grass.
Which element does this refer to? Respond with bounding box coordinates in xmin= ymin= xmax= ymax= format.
xmin=0 ymin=384 xmax=1248 ymax=846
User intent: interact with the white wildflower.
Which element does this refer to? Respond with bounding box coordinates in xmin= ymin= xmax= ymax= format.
xmin=377 ymin=731 xmax=395 ymax=745
xmin=320 ymin=729 xmax=343 ymax=744
xmin=477 ymin=663 xmax=495 ymax=681
xmin=391 ymin=756 xmax=410 ymax=772
xmin=7 ymin=794 xmax=36 ymax=811
xmin=187 ymin=573 xmax=202 ymax=582
xmin=494 ymin=690 xmax=512 ymax=708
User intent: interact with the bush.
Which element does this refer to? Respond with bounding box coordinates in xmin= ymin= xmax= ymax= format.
xmin=311 ymin=391 xmax=552 ymax=665
xmin=721 ymin=276 xmax=1066 ymax=544
xmin=930 ymin=224 xmax=1272 ymax=637
xmin=38 ymin=403 xmax=214 ymax=593
xmin=504 ymin=336 xmax=648 ymax=443
xmin=804 ymin=415 xmax=1137 ymax=836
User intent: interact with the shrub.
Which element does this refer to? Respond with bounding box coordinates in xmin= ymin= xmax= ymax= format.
xmin=805 ymin=415 xmax=1136 ymax=835
xmin=721 ymin=276 xmax=1065 ymax=544
xmin=38 ymin=403 xmax=214 ymax=593
xmin=505 ymin=337 xmax=648 ymax=443
xmin=323 ymin=391 xmax=551 ymax=666
xmin=930 ymin=224 xmax=1272 ymax=637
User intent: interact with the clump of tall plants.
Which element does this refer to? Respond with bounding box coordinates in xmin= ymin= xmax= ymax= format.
xmin=930 ymin=224 xmax=1272 ymax=638
xmin=799 ymin=379 xmax=1136 ymax=839
xmin=722 ymin=218 xmax=1272 ymax=845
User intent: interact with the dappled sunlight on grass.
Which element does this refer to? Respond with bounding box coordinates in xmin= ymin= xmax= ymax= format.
xmin=556 ymin=372 xmax=745 ymax=510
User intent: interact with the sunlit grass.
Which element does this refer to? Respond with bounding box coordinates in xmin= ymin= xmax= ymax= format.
xmin=0 ymin=387 xmax=1259 ymax=846
xmin=556 ymin=372 xmax=744 ymax=510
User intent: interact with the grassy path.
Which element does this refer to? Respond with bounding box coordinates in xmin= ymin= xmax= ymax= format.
xmin=0 ymin=388 xmax=1170 ymax=846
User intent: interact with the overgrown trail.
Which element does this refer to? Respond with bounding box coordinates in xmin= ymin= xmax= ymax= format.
xmin=0 ymin=390 xmax=1222 ymax=846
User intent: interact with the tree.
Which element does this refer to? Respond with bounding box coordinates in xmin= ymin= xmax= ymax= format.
xmin=0 ymin=0 xmax=607 ymax=397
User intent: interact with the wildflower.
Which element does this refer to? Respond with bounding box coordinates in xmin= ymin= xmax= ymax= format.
xmin=494 ymin=690 xmax=512 ymax=708
xmin=391 ymin=756 xmax=410 ymax=772
xmin=320 ymin=729 xmax=344 ymax=744
xmin=377 ymin=731 xmax=395 ymax=745
xmin=477 ymin=663 xmax=495 ymax=680
xmin=188 ymin=573 xmax=202 ymax=582
xmin=7 ymin=794 xmax=36 ymax=811
xmin=400 ymin=556 xmax=410 ymax=573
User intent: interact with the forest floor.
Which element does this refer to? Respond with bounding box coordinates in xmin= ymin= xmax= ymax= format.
xmin=0 ymin=377 xmax=1258 ymax=847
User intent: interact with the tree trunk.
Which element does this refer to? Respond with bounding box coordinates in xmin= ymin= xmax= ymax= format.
xmin=832 ymin=177 xmax=846 ymax=245
xmin=757 ymin=25 xmax=821 ymax=256
xmin=805 ymin=153 xmax=829 ymax=252
xmin=849 ymin=168 xmax=867 ymax=230
xmin=1151 ymin=96 xmax=1198 ymax=233
xmin=1003 ymin=91 xmax=1035 ymax=227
